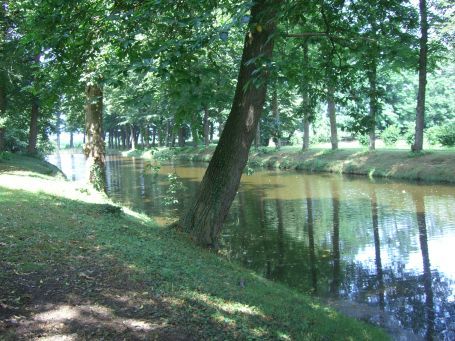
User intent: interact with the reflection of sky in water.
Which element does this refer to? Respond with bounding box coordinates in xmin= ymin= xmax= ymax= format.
xmin=47 ymin=154 xmax=455 ymax=340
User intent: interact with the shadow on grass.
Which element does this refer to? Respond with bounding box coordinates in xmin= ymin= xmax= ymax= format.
xmin=0 ymin=185 xmax=387 ymax=340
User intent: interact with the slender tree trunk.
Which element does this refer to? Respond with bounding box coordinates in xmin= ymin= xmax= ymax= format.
xmin=178 ymin=125 xmax=185 ymax=147
xmin=27 ymin=95 xmax=39 ymax=154
xmin=28 ymin=54 xmax=41 ymax=154
xmin=133 ymin=126 xmax=139 ymax=147
xmin=165 ymin=119 xmax=171 ymax=147
xmin=121 ymin=128 xmax=126 ymax=148
xmin=368 ymin=58 xmax=377 ymax=151
xmin=144 ymin=125 xmax=150 ymax=148
xmin=272 ymin=87 xmax=281 ymax=149
xmin=130 ymin=124 xmax=136 ymax=150
xmin=203 ymin=107 xmax=210 ymax=147
xmin=152 ymin=126 xmax=157 ymax=146
xmin=0 ymin=79 xmax=6 ymax=151
xmin=180 ymin=0 xmax=281 ymax=247
xmin=209 ymin=121 xmax=214 ymax=143
xmin=254 ymin=120 xmax=261 ymax=148
xmin=327 ymin=83 xmax=338 ymax=150
xmin=69 ymin=131 xmax=74 ymax=148
xmin=413 ymin=0 xmax=428 ymax=152
xmin=0 ymin=9 xmax=7 ymax=152
xmin=302 ymin=41 xmax=310 ymax=151
xmin=84 ymin=83 xmax=105 ymax=192
xmin=56 ymin=111 xmax=61 ymax=149
xmin=218 ymin=118 xmax=225 ymax=139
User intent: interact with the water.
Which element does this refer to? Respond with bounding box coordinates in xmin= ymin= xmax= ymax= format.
xmin=48 ymin=153 xmax=455 ymax=340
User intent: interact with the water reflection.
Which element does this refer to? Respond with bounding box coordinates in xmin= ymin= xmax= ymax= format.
xmin=414 ymin=193 xmax=435 ymax=340
xmin=330 ymin=182 xmax=340 ymax=297
xmin=48 ymin=154 xmax=455 ymax=339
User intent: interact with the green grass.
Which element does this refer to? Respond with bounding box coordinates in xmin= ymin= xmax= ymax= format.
xmin=0 ymin=156 xmax=389 ymax=340
xmin=133 ymin=146 xmax=455 ymax=183
xmin=0 ymin=152 xmax=64 ymax=178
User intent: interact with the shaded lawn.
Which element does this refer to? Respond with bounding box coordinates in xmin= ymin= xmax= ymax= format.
xmin=0 ymin=173 xmax=389 ymax=340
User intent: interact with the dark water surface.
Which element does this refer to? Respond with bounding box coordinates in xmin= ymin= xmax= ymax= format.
xmin=48 ymin=153 xmax=455 ymax=340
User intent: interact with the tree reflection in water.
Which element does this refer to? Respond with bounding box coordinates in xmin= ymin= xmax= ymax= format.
xmin=94 ymin=158 xmax=455 ymax=339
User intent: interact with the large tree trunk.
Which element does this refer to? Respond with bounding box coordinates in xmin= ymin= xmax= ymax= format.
xmin=368 ymin=58 xmax=377 ymax=151
xmin=272 ymin=87 xmax=281 ymax=149
xmin=327 ymin=83 xmax=338 ymax=150
xmin=84 ymin=83 xmax=105 ymax=192
xmin=203 ymin=107 xmax=210 ymax=147
xmin=180 ymin=0 xmax=280 ymax=247
xmin=413 ymin=0 xmax=428 ymax=152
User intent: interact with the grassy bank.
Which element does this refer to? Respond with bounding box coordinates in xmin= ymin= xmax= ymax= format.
xmin=0 ymin=155 xmax=388 ymax=340
xmin=124 ymin=146 xmax=455 ymax=183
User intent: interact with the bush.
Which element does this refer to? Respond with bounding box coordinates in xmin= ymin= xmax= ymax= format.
xmin=0 ymin=151 xmax=12 ymax=161
xmin=435 ymin=122 xmax=455 ymax=147
xmin=381 ymin=125 xmax=401 ymax=146
xmin=356 ymin=134 xmax=370 ymax=147
xmin=425 ymin=126 xmax=440 ymax=146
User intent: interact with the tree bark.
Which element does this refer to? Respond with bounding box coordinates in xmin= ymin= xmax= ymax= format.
xmin=0 ymin=79 xmax=6 ymax=151
xmin=302 ymin=41 xmax=310 ymax=151
xmin=368 ymin=58 xmax=377 ymax=151
xmin=56 ymin=111 xmax=61 ymax=149
xmin=27 ymin=54 xmax=40 ymax=154
xmin=27 ymin=95 xmax=39 ymax=154
xmin=203 ymin=107 xmax=210 ymax=147
xmin=69 ymin=131 xmax=74 ymax=148
xmin=84 ymin=83 xmax=105 ymax=192
xmin=178 ymin=125 xmax=185 ymax=147
xmin=144 ymin=125 xmax=150 ymax=148
xmin=327 ymin=83 xmax=338 ymax=150
xmin=165 ymin=119 xmax=171 ymax=146
xmin=272 ymin=86 xmax=281 ymax=149
xmin=130 ymin=124 xmax=136 ymax=150
xmin=413 ymin=0 xmax=428 ymax=152
xmin=254 ymin=120 xmax=261 ymax=148
xmin=180 ymin=0 xmax=281 ymax=247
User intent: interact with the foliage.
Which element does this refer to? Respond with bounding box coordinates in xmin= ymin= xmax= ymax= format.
xmin=357 ymin=134 xmax=370 ymax=147
xmin=164 ymin=171 xmax=186 ymax=208
xmin=433 ymin=122 xmax=455 ymax=147
xmin=404 ymin=123 xmax=416 ymax=145
xmin=0 ymin=151 xmax=12 ymax=161
xmin=381 ymin=125 xmax=401 ymax=146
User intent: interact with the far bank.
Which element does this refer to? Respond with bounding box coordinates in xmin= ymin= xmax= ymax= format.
xmin=121 ymin=146 xmax=455 ymax=184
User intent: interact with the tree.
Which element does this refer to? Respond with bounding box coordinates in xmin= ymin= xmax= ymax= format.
xmin=412 ymin=0 xmax=428 ymax=152
xmin=180 ymin=0 xmax=282 ymax=247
